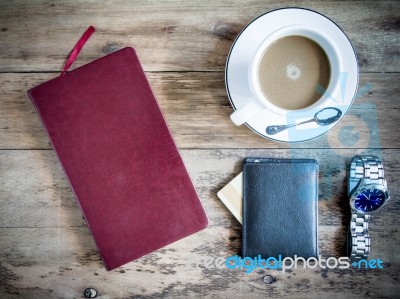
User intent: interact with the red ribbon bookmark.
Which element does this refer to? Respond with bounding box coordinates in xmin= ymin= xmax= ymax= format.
xmin=61 ymin=26 xmax=96 ymax=76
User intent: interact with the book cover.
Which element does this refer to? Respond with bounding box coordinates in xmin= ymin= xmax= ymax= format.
xmin=28 ymin=47 xmax=208 ymax=270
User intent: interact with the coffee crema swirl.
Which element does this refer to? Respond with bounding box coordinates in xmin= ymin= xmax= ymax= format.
xmin=257 ymin=35 xmax=331 ymax=110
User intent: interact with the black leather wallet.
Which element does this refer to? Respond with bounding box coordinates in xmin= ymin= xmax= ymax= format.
xmin=242 ymin=158 xmax=319 ymax=258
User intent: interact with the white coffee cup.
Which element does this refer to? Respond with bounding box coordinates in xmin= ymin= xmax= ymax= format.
xmin=230 ymin=24 xmax=343 ymax=126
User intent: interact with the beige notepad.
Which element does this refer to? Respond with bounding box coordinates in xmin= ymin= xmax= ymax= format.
xmin=217 ymin=172 xmax=243 ymax=224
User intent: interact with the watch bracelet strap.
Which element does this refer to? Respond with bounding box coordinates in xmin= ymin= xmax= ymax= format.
xmin=347 ymin=213 xmax=370 ymax=261
xmin=348 ymin=155 xmax=385 ymax=196
xmin=347 ymin=155 xmax=385 ymax=261
xmin=347 ymin=155 xmax=386 ymax=260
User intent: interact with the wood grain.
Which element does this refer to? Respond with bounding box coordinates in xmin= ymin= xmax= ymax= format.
xmin=0 ymin=226 xmax=398 ymax=298
xmin=1 ymin=149 xmax=399 ymax=228
xmin=0 ymin=1 xmax=399 ymax=72
xmin=0 ymin=149 xmax=399 ymax=298
xmin=1 ymin=73 xmax=399 ymax=149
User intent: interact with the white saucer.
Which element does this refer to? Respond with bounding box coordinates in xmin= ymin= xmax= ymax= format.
xmin=225 ymin=8 xmax=358 ymax=142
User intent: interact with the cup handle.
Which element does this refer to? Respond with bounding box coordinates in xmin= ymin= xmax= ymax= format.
xmin=230 ymin=100 xmax=265 ymax=126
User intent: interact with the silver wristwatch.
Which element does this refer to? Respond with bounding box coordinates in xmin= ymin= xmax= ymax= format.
xmin=347 ymin=155 xmax=390 ymax=261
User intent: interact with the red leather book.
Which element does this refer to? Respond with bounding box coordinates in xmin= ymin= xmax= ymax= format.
xmin=28 ymin=47 xmax=208 ymax=271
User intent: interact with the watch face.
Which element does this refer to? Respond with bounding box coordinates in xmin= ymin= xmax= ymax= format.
xmin=354 ymin=188 xmax=386 ymax=212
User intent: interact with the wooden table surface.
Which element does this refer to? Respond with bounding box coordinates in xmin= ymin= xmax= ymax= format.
xmin=0 ymin=1 xmax=399 ymax=298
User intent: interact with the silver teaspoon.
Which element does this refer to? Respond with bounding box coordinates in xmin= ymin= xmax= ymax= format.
xmin=266 ymin=107 xmax=342 ymax=135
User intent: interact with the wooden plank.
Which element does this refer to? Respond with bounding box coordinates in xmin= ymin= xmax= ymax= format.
xmin=0 ymin=73 xmax=399 ymax=149
xmin=0 ymin=1 xmax=399 ymax=72
xmin=1 ymin=149 xmax=398 ymax=229
xmin=0 ymin=225 xmax=398 ymax=298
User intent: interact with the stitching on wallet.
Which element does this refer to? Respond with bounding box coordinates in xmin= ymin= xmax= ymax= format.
xmin=243 ymin=163 xmax=248 ymax=256
xmin=314 ymin=164 xmax=318 ymax=255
